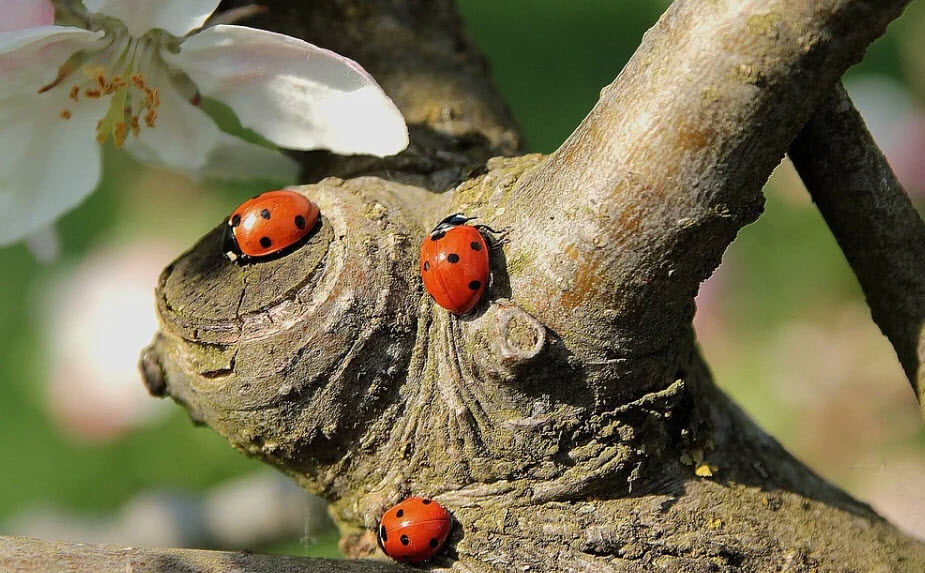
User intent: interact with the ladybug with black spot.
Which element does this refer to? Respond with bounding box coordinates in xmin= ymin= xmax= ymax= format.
xmin=419 ymin=213 xmax=500 ymax=315
xmin=378 ymin=497 xmax=452 ymax=563
xmin=224 ymin=190 xmax=319 ymax=263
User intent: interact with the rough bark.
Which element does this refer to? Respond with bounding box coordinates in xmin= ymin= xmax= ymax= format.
xmin=117 ymin=0 xmax=925 ymax=571
xmin=789 ymin=84 xmax=925 ymax=411
xmin=0 ymin=535 xmax=404 ymax=572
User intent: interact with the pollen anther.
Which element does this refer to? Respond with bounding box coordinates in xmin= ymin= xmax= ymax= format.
xmin=114 ymin=122 xmax=128 ymax=147
xmin=45 ymin=39 xmax=162 ymax=144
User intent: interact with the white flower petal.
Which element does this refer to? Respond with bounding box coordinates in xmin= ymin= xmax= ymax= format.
xmin=0 ymin=26 xmax=104 ymax=98
xmin=197 ymin=134 xmax=301 ymax=181
xmin=167 ymin=25 xmax=409 ymax=157
xmin=0 ymin=92 xmax=105 ymax=246
xmin=82 ymin=0 xmax=221 ymax=37
xmin=24 ymin=223 xmax=59 ymax=262
xmin=124 ymin=69 xmax=299 ymax=181
xmin=122 ymin=64 xmax=220 ymax=172
xmin=0 ymin=0 xmax=54 ymax=32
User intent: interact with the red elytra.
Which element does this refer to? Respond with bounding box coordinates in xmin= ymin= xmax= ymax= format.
xmin=225 ymin=190 xmax=319 ymax=261
xmin=419 ymin=214 xmax=491 ymax=315
xmin=378 ymin=497 xmax=452 ymax=564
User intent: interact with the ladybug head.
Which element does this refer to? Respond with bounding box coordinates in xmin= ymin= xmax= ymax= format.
xmin=221 ymin=219 xmax=242 ymax=262
xmin=430 ymin=213 xmax=474 ymax=237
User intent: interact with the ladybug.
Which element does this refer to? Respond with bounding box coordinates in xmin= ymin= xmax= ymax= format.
xmin=377 ymin=497 xmax=452 ymax=563
xmin=223 ymin=190 xmax=319 ymax=262
xmin=419 ymin=214 xmax=497 ymax=315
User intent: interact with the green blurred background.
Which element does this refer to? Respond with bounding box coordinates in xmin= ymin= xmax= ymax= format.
xmin=1 ymin=0 xmax=924 ymax=556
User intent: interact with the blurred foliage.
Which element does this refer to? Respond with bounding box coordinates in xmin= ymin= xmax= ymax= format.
xmin=0 ymin=0 xmax=922 ymax=555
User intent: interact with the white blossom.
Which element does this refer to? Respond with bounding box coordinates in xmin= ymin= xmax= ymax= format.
xmin=0 ymin=0 xmax=409 ymax=246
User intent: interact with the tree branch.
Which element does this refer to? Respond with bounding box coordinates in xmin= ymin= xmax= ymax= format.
xmin=789 ymin=84 xmax=925 ymax=409
xmin=0 ymin=535 xmax=406 ymax=572
xmin=488 ymin=0 xmax=911 ymax=401
xmin=134 ymin=0 xmax=925 ymax=570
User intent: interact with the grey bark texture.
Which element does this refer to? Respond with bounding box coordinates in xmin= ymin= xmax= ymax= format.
xmin=8 ymin=0 xmax=925 ymax=571
xmin=0 ymin=535 xmax=405 ymax=572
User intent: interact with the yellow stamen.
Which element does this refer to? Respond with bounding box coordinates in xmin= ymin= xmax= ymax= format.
xmin=144 ymin=87 xmax=159 ymax=109
xmin=106 ymin=76 xmax=126 ymax=95
xmin=113 ymin=122 xmax=128 ymax=147
xmin=43 ymin=43 xmax=162 ymax=145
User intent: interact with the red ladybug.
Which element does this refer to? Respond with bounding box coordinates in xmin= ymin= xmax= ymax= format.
xmin=224 ymin=190 xmax=319 ymax=262
xmin=378 ymin=497 xmax=452 ymax=563
xmin=419 ymin=214 xmax=496 ymax=315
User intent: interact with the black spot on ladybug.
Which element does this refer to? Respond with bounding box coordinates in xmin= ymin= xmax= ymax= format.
xmin=470 ymin=241 xmax=482 ymax=251
xmin=230 ymin=214 xmax=240 ymax=227
xmin=380 ymin=526 xmax=387 ymax=542
xmin=422 ymin=499 xmax=432 ymax=505
xmin=260 ymin=236 xmax=272 ymax=248
xmin=469 ymin=280 xmax=481 ymax=291
xmin=260 ymin=208 xmax=271 ymax=220
xmin=396 ymin=509 xmax=404 ymax=518
xmin=431 ymin=231 xmax=446 ymax=241
xmin=430 ymin=538 xmax=439 ymax=548
xmin=423 ymin=261 xmax=430 ymax=271
xmin=400 ymin=535 xmax=410 ymax=546
xmin=295 ymin=214 xmax=306 ymax=229
xmin=447 ymin=253 xmax=460 ymax=263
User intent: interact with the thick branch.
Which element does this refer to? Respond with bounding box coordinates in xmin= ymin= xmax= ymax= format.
xmin=789 ymin=84 xmax=925 ymax=408
xmin=0 ymin=536 xmax=405 ymax=572
xmin=136 ymin=0 xmax=925 ymax=570
xmin=488 ymin=0 xmax=910 ymax=397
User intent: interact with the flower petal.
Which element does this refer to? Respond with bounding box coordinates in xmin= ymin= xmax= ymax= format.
xmin=123 ymin=65 xmax=299 ymax=181
xmin=0 ymin=0 xmax=54 ymax=32
xmin=82 ymin=0 xmax=220 ymax=37
xmin=167 ymin=24 xmax=409 ymax=157
xmin=196 ymin=133 xmax=301 ymax=181
xmin=24 ymin=223 xmax=59 ymax=262
xmin=0 ymin=92 xmax=105 ymax=246
xmin=0 ymin=25 xmax=104 ymax=98
xmin=120 ymin=64 xmax=220 ymax=172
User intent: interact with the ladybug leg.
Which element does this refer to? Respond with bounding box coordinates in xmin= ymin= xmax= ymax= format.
xmin=474 ymin=223 xmax=501 ymax=235
xmin=474 ymin=224 xmax=510 ymax=249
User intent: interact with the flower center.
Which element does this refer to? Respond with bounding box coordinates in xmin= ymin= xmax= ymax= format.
xmin=40 ymin=28 xmax=162 ymax=148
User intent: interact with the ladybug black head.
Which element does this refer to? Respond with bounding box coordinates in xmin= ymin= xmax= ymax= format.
xmin=222 ymin=220 xmax=242 ymax=262
xmin=431 ymin=213 xmax=474 ymax=237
